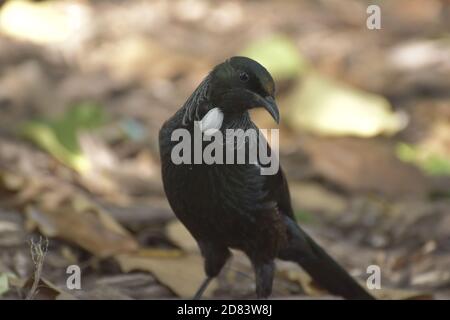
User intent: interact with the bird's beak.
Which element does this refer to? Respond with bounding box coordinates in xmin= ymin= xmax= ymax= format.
xmin=261 ymin=96 xmax=280 ymax=124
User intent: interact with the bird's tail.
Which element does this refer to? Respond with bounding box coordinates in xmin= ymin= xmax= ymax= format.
xmin=278 ymin=217 xmax=375 ymax=300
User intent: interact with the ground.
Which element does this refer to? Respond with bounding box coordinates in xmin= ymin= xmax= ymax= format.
xmin=0 ymin=0 xmax=450 ymax=299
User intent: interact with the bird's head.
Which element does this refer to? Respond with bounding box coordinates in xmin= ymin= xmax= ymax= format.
xmin=208 ymin=56 xmax=279 ymax=123
xmin=182 ymin=57 xmax=279 ymax=129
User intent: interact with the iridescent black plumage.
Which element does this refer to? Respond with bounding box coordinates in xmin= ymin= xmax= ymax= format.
xmin=159 ymin=57 xmax=374 ymax=299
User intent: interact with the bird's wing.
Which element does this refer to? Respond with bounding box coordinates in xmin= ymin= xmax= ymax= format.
xmin=247 ymin=121 xmax=296 ymax=221
xmin=270 ymin=167 xmax=296 ymax=220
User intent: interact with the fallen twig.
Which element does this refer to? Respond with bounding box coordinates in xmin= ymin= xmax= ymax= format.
xmin=26 ymin=236 xmax=48 ymax=300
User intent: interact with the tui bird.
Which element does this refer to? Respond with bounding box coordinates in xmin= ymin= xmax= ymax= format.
xmin=159 ymin=56 xmax=374 ymax=300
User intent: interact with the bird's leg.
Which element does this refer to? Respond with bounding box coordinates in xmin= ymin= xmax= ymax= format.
xmin=193 ymin=242 xmax=230 ymax=299
xmin=193 ymin=277 xmax=213 ymax=300
xmin=253 ymin=261 xmax=275 ymax=299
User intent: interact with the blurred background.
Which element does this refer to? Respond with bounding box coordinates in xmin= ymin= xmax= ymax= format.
xmin=0 ymin=0 xmax=450 ymax=299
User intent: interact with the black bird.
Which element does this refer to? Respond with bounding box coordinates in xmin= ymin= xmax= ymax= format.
xmin=159 ymin=56 xmax=374 ymax=300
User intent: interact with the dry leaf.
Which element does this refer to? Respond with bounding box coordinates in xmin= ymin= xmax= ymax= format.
xmin=136 ymin=248 xmax=183 ymax=258
xmin=0 ymin=0 xmax=90 ymax=45
xmin=93 ymin=273 xmax=172 ymax=299
xmin=26 ymin=202 xmax=138 ymax=258
xmin=22 ymin=277 xmax=76 ymax=300
xmin=372 ymin=287 xmax=433 ymax=300
xmin=285 ymin=73 xmax=407 ymax=137
xmin=278 ymin=262 xmax=329 ymax=297
xmin=289 ymin=182 xmax=347 ymax=215
xmin=116 ymin=250 xmax=217 ymax=298
xmin=302 ymin=136 xmax=429 ymax=197
xmin=166 ymin=220 xmax=199 ymax=252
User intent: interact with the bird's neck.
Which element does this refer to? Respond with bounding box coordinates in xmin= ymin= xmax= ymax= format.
xmin=221 ymin=111 xmax=254 ymax=132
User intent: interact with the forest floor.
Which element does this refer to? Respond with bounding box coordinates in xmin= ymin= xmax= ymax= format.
xmin=1 ymin=0 xmax=450 ymax=299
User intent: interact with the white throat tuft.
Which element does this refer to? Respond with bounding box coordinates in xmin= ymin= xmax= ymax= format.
xmin=199 ymin=107 xmax=224 ymax=135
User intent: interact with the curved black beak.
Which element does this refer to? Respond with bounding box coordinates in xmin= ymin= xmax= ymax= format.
xmin=221 ymin=89 xmax=280 ymax=124
xmin=262 ymin=96 xmax=280 ymax=124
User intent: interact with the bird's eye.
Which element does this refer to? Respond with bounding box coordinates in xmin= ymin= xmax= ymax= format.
xmin=239 ymin=71 xmax=249 ymax=82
